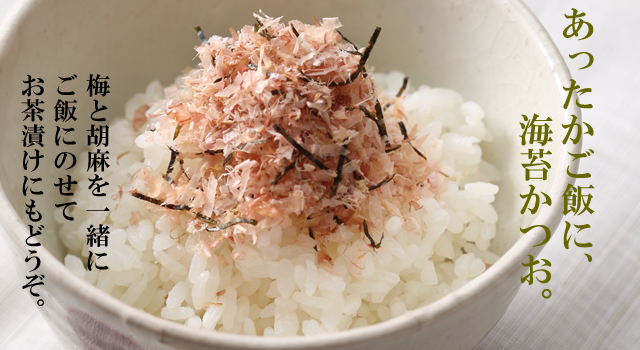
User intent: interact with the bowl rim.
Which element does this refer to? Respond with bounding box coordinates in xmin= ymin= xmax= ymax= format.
xmin=0 ymin=0 xmax=581 ymax=347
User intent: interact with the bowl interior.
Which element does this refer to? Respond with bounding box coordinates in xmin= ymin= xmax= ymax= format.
xmin=0 ymin=1 xmax=573 ymax=347
xmin=1 ymin=0 xmax=567 ymax=260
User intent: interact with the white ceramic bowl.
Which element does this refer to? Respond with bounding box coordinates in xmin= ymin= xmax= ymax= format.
xmin=0 ymin=0 xmax=580 ymax=349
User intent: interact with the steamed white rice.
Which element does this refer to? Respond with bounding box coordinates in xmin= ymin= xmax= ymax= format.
xmin=59 ymin=70 xmax=501 ymax=336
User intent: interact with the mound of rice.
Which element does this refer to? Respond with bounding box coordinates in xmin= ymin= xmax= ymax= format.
xmin=58 ymin=17 xmax=501 ymax=335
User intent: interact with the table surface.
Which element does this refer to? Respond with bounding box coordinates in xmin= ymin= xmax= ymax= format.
xmin=1 ymin=1 xmax=636 ymax=349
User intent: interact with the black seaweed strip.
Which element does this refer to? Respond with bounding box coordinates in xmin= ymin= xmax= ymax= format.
xmin=360 ymin=105 xmax=389 ymax=145
xmin=360 ymin=105 xmax=377 ymax=123
xmin=384 ymin=144 xmax=402 ymax=153
xmin=359 ymin=105 xmax=381 ymax=137
xmin=165 ymin=147 xmax=179 ymax=178
xmin=255 ymin=19 xmax=275 ymax=40
xmin=195 ymin=212 xmax=218 ymax=225
xmin=131 ymin=191 xmax=191 ymax=211
xmin=334 ymin=216 xmax=344 ymax=225
xmin=272 ymin=154 xmax=301 ymax=185
xmin=368 ymin=174 xmax=396 ymax=191
xmin=337 ymin=30 xmax=358 ymax=49
xmin=396 ymin=76 xmax=409 ymax=98
xmin=375 ymin=233 xmax=384 ymax=249
xmin=273 ymin=124 xmax=329 ymax=170
xmin=409 ymin=143 xmax=427 ymax=160
xmin=260 ymin=32 xmax=275 ymax=40
xmin=359 ymin=27 xmax=381 ymax=70
xmin=297 ymin=69 xmax=315 ymax=83
xmin=344 ymin=156 xmax=363 ymax=180
xmin=179 ymin=159 xmax=191 ymax=181
xmin=173 ymin=123 xmax=182 ymax=140
xmin=222 ymin=152 xmax=234 ymax=166
xmin=131 ymin=191 xmax=162 ymax=205
xmin=328 ymin=27 xmax=380 ymax=87
xmin=206 ymin=217 xmax=258 ymax=232
xmin=290 ymin=23 xmax=300 ymax=37
xmin=164 ymin=203 xmax=191 ymax=211
xmin=398 ymin=122 xmax=427 ymax=160
xmin=214 ymin=73 xmax=232 ymax=84
xmin=307 ymin=216 xmax=318 ymax=251
xmin=222 ymin=140 xmax=265 ymax=167
xmin=363 ymin=220 xmax=384 ymax=249
xmin=204 ymin=149 xmax=224 ymax=156
xmin=329 ymin=142 xmax=349 ymax=197
xmin=194 ymin=26 xmax=207 ymax=44
xmin=374 ymin=100 xmax=390 ymax=147
xmin=398 ymin=121 xmax=409 ymax=139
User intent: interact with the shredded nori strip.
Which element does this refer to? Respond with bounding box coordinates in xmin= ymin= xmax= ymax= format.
xmin=290 ymin=23 xmax=300 ymax=37
xmin=308 ymin=226 xmax=315 ymax=240
xmin=131 ymin=191 xmax=191 ymax=211
xmin=173 ymin=123 xmax=182 ymax=140
xmin=368 ymin=174 xmax=396 ymax=191
xmin=206 ymin=217 xmax=258 ymax=232
xmin=272 ymin=154 xmax=301 ymax=185
xmin=385 ymin=144 xmax=402 ymax=153
xmin=179 ymin=159 xmax=191 ymax=180
xmin=398 ymin=121 xmax=427 ymax=160
xmin=396 ymin=76 xmax=409 ymax=97
xmin=337 ymin=30 xmax=357 ymax=49
xmin=255 ymin=19 xmax=275 ymax=40
xmin=360 ymin=105 xmax=377 ymax=123
xmin=131 ymin=191 xmax=223 ymax=228
xmin=360 ymin=102 xmax=390 ymax=147
xmin=164 ymin=203 xmax=191 ymax=211
xmin=309 ymin=229 xmax=318 ymax=251
xmin=337 ymin=30 xmax=362 ymax=56
xmin=164 ymin=147 xmax=179 ymax=178
xmin=305 ymin=216 xmax=318 ymax=251
xmin=374 ymin=100 xmax=390 ymax=147
xmin=204 ymin=149 xmax=224 ymax=156
xmin=344 ymin=156 xmax=363 ymax=180
xmin=195 ymin=212 xmax=219 ymax=225
xmin=398 ymin=120 xmax=409 ymax=138
xmin=334 ymin=215 xmax=344 ymax=225
xmin=221 ymin=139 xmax=266 ymax=166
xmin=359 ymin=27 xmax=381 ymax=70
xmin=328 ymin=27 xmax=381 ymax=87
xmin=222 ymin=152 xmax=235 ymax=166
xmin=384 ymin=76 xmax=410 ymax=110
xmin=363 ymin=220 xmax=384 ymax=249
xmin=409 ymin=140 xmax=427 ymax=160
xmin=194 ymin=26 xmax=207 ymax=44
xmin=131 ymin=191 xmax=162 ymax=205
xmin=297 ymin=69 xmax=314 ymax=83
xmin=273 ymin=124 xmax=329 ymax=170
xmin=329 ymin=141 xmax=349 ymax=197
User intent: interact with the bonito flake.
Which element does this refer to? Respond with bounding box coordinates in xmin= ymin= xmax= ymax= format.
xmin=130 ymin=13 xmax=442 ymax=266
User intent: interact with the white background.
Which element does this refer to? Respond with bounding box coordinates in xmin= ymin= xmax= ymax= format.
xmin=0 ymin=1 xmax=637 ymax=349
